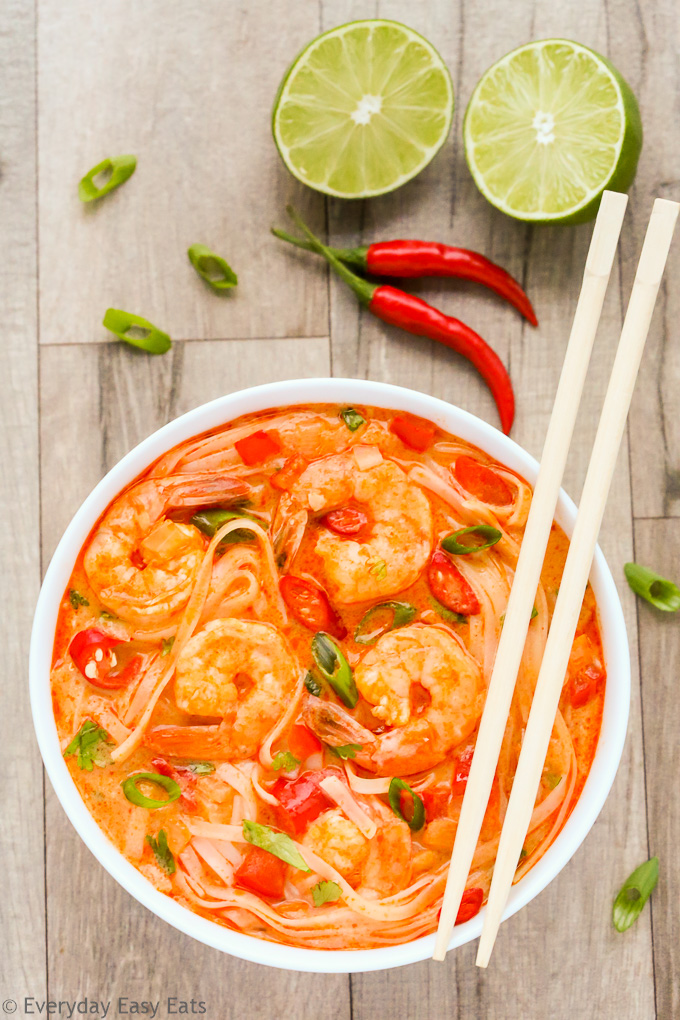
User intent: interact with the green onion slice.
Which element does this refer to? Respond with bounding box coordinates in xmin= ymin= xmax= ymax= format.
xmin=311 ymin=632 xmax=358 ymax=708
xmin=187 ymin=244 xmax=238 ymax=292
xmin=242 ymin=820 xmax=310 ymax=872
xmin=304 ymin=671 xmax=323 ymax=697
xmin=340 ymin=408 xmax=365 ymax=432
xmin=388 ymin=778 xmax=425 ymax=831
xmin=441 ymin=525 xmax=502 ymax=555
xmin=184 ymin=761 xmax=215 ymax=776
xmin=613 ymin=857 xmax=659 ymax=932
xmin=78 ymin=154 xmax=136 ymax=202
xmin=354 ymin=601 xmax=417 ymax=646
xmin=429 ymin=596 xmax=467 ymax=625
xmin=121 ymin=772 xmax=181 ymax=809
xmin=624 ymin=563 xmax=680 ymax=612
xmin=103 ymin=308 xmax=171 ymax=355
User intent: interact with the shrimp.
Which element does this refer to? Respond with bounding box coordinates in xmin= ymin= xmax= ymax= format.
xmin=302 ymin=803 xmax=412 ymax=896
xmin=304 ymin=624 xmax=482 ymax=776
xmin=278 ymin=452 xmax=433 ymax=603
xmin=147 ymin=619 xmax=298 ymax=760
xmin=84 ymin=473 xmax=248 ymax=627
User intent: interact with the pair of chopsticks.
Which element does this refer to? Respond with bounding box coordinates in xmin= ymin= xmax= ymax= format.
xmin=433 ymin=192 xmax=679 ymax=966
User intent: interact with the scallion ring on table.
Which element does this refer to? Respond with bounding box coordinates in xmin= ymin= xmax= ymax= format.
xmin=624 ymin=562 xmax=680 ymax=612
xmin=187 ymin=244 xmax=238 ymax=292
xmin=354 ymin=601 xmax=417 ymax=645
xmin=121 ymin=772 xmax=181 ymax=809
xmin=311 ymin=632 xmax=357 ymax=708
xmin=441 ymin=525 xmax=502 ymax=555
xmin=388 ymin=777 xmax=425 ymax=831
xmin=103 ymin=308 xmax=171 ymax=355
xmin=78 ymin=154 xmax=136 ymax=202
xmin=613 ymin=857 xmax=659 ymax=932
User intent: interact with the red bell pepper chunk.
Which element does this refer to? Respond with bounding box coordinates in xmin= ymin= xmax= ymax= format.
xmin=287 ymin=724 xmax=322 ymax=762
xmin=234 ymin=846 xmax=286 ymax=898
xmin=455 ymin=887 xmax=484 ymax=925
xmin=271 ymin=454 xmax=308 ymax=491
xmin=69 ymin=629 xmax=141 ymax=690
xmin=454 ymin=455 xmax=513 ymax=506
xmin=428 ymin=549 xmax=481 ymax=615
xmin=390 ymin=415 xmax=436 ymax=452
xmin=279 ymin=574 xmax=346 ymax=639
xmin=273 ymin=767 xmax=342 ymax=835
xmin=321 ymin=506 xmax=369 ymax=536
xmin=451 ymin=742 xmax=475 ymax=796
xmin=234 ymin=429 xmax=281 ymax=466
xmin=421 ymin=784 xmax=451 ymax=820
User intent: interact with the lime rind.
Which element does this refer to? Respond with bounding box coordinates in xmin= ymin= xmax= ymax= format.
xmin=463 ymin=39 xmax=642 ymax=224
xmin=272 ymin=19 xmax=454 ymax=199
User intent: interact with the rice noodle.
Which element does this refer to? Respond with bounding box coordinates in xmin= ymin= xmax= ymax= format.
xmin=258 ymin=676 xmax=305 ymax=768
xmin=344 ymin=763 xmax=391 ymax=795
xmin=191 ymin=838 xmax=234 ymax=884
xmin=319 ymin=776 xmax=377 ymax=839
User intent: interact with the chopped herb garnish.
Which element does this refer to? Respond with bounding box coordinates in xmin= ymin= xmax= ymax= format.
xmin=304 ymin=671 xmax=323 ymax=697
xmin=543 ymin=772 xmax=562 ymax=790
xmin=187 ymin=244 xmax=237 ymax=292
xmin=78 ymin=154 xmax=136 ymax=202
xmin=501 ymin=606 xmax=537 ymax=628
xmin=242 ymin=820 xmax=310 ymax=872
xmin=369 ymin=558 xmax=387 ymax=580
xmin=103 ymin=308 xmax=171 ymax=355
xmin=340 ymin=408 xmax=365 ymax=432
xmin=388 ymin=777 xmax=425 ymax=831
xmin=311 ymin=633 xmax=358 ymax=709
xmin=271 ymin=750 xmax=300 ymax=772
xmin=312 ymin=880 xmax=342 ymax=906
xmin=327 ymin=743 xmax=362 ymax=760
xmin=69 ymin=589 xmax=89 ymax=609
xmin=354 ymin=601 xmax=416 ymax=646
xmin=519 ymin=848 xmax=528 ymax=860
xmin=624 ymin=563 xmax=680 ymax=612
xmin=184 ymin=761 xmax=215 ymax=776
xmin=63 ymin=720 xmax=113 ymax=772
xmin=441 ymin=525 xmax=502 ymax=555
xmin=429 ymin=596 xmax=467 ymax=626
xmin=613 ymin=857 xmax=659 ymax=932
xmin=161 ymin=637 xmax=175 ymax=657
xmin=145 ymin=829 xmax=176 ymax=874
xmin=99 ymin=610 xmax=116 ymax=621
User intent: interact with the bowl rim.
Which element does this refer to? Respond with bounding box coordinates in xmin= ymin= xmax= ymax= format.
xmin=30 ymin=377 xmax=630 ymax=973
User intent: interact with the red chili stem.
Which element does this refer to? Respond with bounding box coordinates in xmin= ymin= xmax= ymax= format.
xmin=278 ymin=210 xmax=515 ymax=434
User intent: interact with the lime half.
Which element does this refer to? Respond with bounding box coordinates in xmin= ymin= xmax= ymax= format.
xmin=273 ymin=20 xmax=454 ymax=199
xmin=464 ymin=39 xmax=642 ymax=224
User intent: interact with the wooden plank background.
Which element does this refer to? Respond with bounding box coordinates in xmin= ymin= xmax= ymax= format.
xmin=1 ymin=0 xmax=677 ymax=1017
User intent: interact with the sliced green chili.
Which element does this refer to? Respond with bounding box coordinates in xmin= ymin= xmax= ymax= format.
xmin=103 ymin=308 xmax=171 ymax=355
xmin=388 ymin=778 xmax=425 ymax=831
xmin=311 ymin=632 xmax=357 ymax=708
xmin=624 ymin=563 xmax=680 ymax=612
xmin=340 ymin=408 xmax=365 ymax=432
xmin=429 ymin=596 xmax=467 ymax=625
xmin=441 ymin=525 xmax=502 ymax=555
xmin=354 ymin=601 xmax=417 ymax=646
xmin=78 ymin=154 xmax=136 ymax=202
xmin=190 ymin=508 xmax=260 ymax=545
xmin=121 ymin=772 xmax=181 ymax=809
xmin=613 ymin=857 xmax=659 ymax=932
xmin=304 ymin=671 xmax=323 ymax=697
xmin=187 ymin=244 xmax=238 ymax=292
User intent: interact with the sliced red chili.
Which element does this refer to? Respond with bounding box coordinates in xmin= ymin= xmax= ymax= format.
xmin=321 ymin=506 xmax=369 ymax=536
xmin=234 ymin=429 xmax=281 ymax=466
xmin=454 ymin=455 xmax=513 ymax=506
xmin=234 ymin=846 xmax=286 ymax=898
xmin=455 ymin=887 xmax=484 ymax=925
xmin=69 ymin=629 xmax=140 ymax=690
xmin=451 ymin=742 xmax=475 ymax=796
xmin=389 ymin=415 xmax=436 ymax=452
xmin=279 ymin=575 xmax=346 ymax=639
xmin=428 ymin=550 xmax=480 ymax=615
xmin=151 ymin=756 xmax=198 ymax=810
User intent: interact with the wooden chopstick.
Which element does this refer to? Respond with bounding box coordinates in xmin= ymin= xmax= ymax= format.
xmin=432 ymin=191 xmax=629 ymax=962
xmin=475 ymin=197 xmax=679 ymax=968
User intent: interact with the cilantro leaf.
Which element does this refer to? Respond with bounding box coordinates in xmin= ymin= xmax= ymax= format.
xmin=63 ymin=720 xmax=113 ymax=772
xmin=327 ymin=743 xmax=362 ymax=760
xmin=271 ymin=751 xmax=300 ymax=773
xmin=312 ymin=880 xmax=342 ymax=907
xmin=69 ymin=589 xmax=89 ymax=609
xmin=340 ymin=408 xmax=365 ymax=432
xmin=543 ymin=771 xmax=562 ymax=790
xmin=242 ymin=820 xmax=310 ymax=872
xmin=145 ymin=829 xmax=176 ymax=874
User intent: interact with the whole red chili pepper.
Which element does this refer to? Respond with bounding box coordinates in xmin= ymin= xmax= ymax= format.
xmin=272 ymin=231 xmax=537 ymax=327
xmin=274 ymin=210 xmax=515 ymax=434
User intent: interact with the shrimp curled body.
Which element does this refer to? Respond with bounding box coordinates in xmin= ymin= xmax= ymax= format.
xmin=147 ymin=618 xmax=298 ymax=760
xmin=84 ymin=473 xmax=247 ymax=627
xmin=304 ymin=624 xmax=482 ymax=776
xmin=284 ymin=453 xmax=433 ymax=604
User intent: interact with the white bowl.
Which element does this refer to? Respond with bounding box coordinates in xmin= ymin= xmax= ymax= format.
xmin=30 ymin=378 xmax=630 ymax=973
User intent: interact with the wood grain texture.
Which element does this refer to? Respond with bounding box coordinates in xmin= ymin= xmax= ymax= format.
xmin=37 ymin=0 xmax=329 ymax=346
xmin=634 ymin=519 xmax=680 ymax=1020
xmin=40 ymin=338 xmax=351 ymax=1019
xmin=0 ymin=0 xmax=47 ymax=1003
